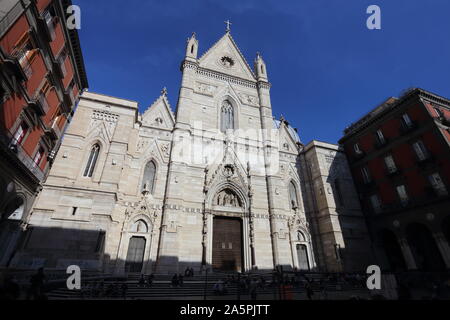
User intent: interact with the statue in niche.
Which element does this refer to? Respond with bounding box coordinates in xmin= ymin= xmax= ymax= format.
xmin=223 ymin=164 xmax=234 ymax=178
xmin=215 ymin=189 xmax=241 ymax=208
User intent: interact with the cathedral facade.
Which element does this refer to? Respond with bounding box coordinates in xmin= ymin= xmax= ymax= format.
xmin=10 ymin=30 xmax=373 ymax=274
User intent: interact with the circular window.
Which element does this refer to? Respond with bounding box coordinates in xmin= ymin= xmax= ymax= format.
xmin=220 ymin=56 xmax=234 ymax=68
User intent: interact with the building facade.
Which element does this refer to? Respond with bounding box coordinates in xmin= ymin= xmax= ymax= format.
xmin=11 ymin=30 xmax=371 ymax=274
xmin=340 ymin=88 xmax=450 ymax=272
xmin=0 ymin=0 xmax=88 ymax=267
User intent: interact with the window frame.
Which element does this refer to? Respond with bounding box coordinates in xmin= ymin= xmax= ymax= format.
xmin=83 ymin=144 xmax=100 ymax=178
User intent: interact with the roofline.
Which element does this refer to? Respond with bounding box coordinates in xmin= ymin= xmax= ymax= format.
xmin=197 ymin=31 xmax=257 ymax=81
xmin=303 ymin=140 xmax=342 ymax=152
xmin=81 ymin=91 xmax=139 ymax=109
xmin=60 ymin=0 xmax=89 ymax=89
xmin=339 ymin=88 xmax=450 ymax=143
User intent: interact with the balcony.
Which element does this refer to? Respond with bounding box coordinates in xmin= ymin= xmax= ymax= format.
xmin=13 ymin=50 xmax=33 ymax=79
xmin=27 ymin=99 xmax=45 ymax=117
xmin=437 ymin=116 xmax=450 ymax=127
xmin=36 ymin=15 xmax=56 ymax=43
xmin=52 ymin=56 xmax=67 ymax=79
xmin=361 ymin=180 xmax=377 ymax=193
xmin=63 ymin=88 xmax=75 ymax=109
xmin=425 ymin=186 xmax=449 ymax=198
xmin=38 ymin=93 xmax=50 ymax=114
xmin=400 ymin=121 xmax=418 ymax=135
xmin=45 ymin=119 xmax=61 ymax=141
xmin=1 ymin=57 xmax=27 ymax=83
xmin=386 ymin=167 xmax=402 ymax=177
xmin=374 ymin=137 xmax=389 ymax=150
xmin=0 ymin=130 xmax=45 ymax=182
xmin=417 ymin=154 xmax=436 ymax=170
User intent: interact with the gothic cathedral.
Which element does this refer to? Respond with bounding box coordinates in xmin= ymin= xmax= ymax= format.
xmin=11 ymin=29 xmax=373 ymax=274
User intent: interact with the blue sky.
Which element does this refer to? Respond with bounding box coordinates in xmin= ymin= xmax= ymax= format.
xmin=74 ymin=0 xmax=450 ymax=144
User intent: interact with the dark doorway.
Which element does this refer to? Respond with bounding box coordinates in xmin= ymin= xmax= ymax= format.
xmin=406 ymin=223 xmax=445 ymax=271
xmin=296 ymin=244 xmax=310 ymax=271
xmin=125 ymin=237 xmax=146 ymax=273
xmin=380 ymin=229 xmax=406 ymax=272
xmin=212 ymin=217 xmax=243 ymax=272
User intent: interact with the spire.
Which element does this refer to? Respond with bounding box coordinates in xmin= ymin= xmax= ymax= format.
xmin=254 ymin=52 xmax=268 ymax=81
xmin=161 ymin=87 xmax=168 ymax=96
xmin=224 ymin=20 xmax=232 ymax=33
xmin=185 ymin=32 xmax=198 ymax=61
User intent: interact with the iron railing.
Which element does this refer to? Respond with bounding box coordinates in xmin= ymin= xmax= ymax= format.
xmin=0 ymin=129 xmax=45 ymax=181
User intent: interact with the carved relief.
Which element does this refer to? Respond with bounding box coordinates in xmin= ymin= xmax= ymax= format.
xmin=160 ymin=142 xmax=171 ymax=158
xmin=238 ymin=93 xmax=259 ymax=106
xmin=88 ymin=109 xmax=119 ymax=141
xmin=195 ymin=82 xmax=217 ymax=96
xmin=215 ymin=189 xmax=242 ymax=208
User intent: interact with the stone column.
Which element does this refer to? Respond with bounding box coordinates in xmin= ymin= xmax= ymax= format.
xmin=433 ymin=233 xmax=450 ymax=269
xmin=398 ymin=238 xmax=418 ymax=270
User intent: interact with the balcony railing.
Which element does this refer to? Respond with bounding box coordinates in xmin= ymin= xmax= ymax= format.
xmin=437 ymin=116 xmax=450 ymax=127
xmin=14 ymin=50 xmax=33 ymax=79
xmin=374 ymin=137 xmax=389 ymax=149
xmin=0 ymin=0 xmax=30 ymax=39
xmin=386 ymin=167 xmax=402 ymax=177
xmin=0 ymin=130 xmax=44 ymax=181
xmin=400 ymin=120 xmax=418 ymax=135
xmin=55 ymin=54 xmax=67 ymax=78
xmin=38 ymin=93 xmax=50 ymax=114
xmin=46 ymin=17 xmax=56 ymax=41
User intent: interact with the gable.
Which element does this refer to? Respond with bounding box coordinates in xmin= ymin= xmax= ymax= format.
xmin=279 ymin=124 xmax=299 ymax=154
xmin=141 ymin=95 xmax=175 ymax=130
xmin=198 ymin=33 xmax=256 ymax=82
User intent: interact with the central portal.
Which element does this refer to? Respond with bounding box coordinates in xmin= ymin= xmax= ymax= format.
xmin=212 ymin=217 xmax=243 ymax=272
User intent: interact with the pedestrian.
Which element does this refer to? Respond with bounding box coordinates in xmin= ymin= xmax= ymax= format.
xmin=172 ymin=274 xmax=179 ymax=287
xmin=178 ymin=274 xmax=184 ymax=287
xmin=139 ymin=274 xmax=146 ymax=287
xmin=147 ymin=274 xmax=154 ymax=287
xmin=306 ymin=281 xmax=314 ymax=301
xmin=121 ymin=282 xmax=128 ymax=299
xmin=27 ymin=268 xmax=46 ymax=300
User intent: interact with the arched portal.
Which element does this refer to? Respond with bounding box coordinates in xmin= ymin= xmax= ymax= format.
xmin=207 ymin=185 xmax=250 ymax=272
xmin=406 ymin=223 xmax=445 ymax=271
xmin=380 ymin=229 xmax=406 ymax=272
xmin=292 ymin=230 xmax=312 ymax=271
xmin=122 ymin=218 xmax=153 ymax=274
xmin=125 ymin=237 xmax=146 ymax=273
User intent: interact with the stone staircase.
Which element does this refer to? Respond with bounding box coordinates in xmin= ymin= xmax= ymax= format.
xmin=47 ymin=272 xmax=370 ymax=300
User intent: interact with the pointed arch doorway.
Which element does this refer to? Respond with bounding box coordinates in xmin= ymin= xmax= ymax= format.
xmin=207 ymin=187 xmax=250 ymax=272
xmin=125 ymin=237 xmax=146 ymax=273
xmin=212 ymin=216 xmax=244 ymax=272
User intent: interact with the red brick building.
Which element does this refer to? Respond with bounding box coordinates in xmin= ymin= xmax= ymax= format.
xmin=0 ymin=0 xmax=88 ymax=266
xmin=340 ymin=88 xmax=450 ymax=272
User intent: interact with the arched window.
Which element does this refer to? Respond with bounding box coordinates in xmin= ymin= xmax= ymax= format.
xmin=297 ymin=231 xmax=306 ymax=242
xmin=130 ymin=220 xmax=148 ymax=233
xmin=289 ymin=181 xmax=298 ymax=210
xmin=141 ymin=161 xmax=156 ymax=194
xmin=83 ymin=144 xmax=100 ymax=177
xmin=220 ymin=100 xmax=234 ymax=132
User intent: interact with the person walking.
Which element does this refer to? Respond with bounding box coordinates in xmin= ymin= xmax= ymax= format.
xmin=305 ymin=281 xmax=314 ymax=301
xmin=27 ymin=268 xmax=47 ymax=300
xmin=178 ymin=274 xmax=184 ymax=287
xmin=138 ymin=274 xmax=146 ymax=288
xmin=171 ymin=274 xmax=179 ymax=287
xmin=147 ymin=274 xmax=154 ymax=287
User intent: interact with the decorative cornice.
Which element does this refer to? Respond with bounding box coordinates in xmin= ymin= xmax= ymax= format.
xmin=341 ymin=88 xmax=450 ymax=142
